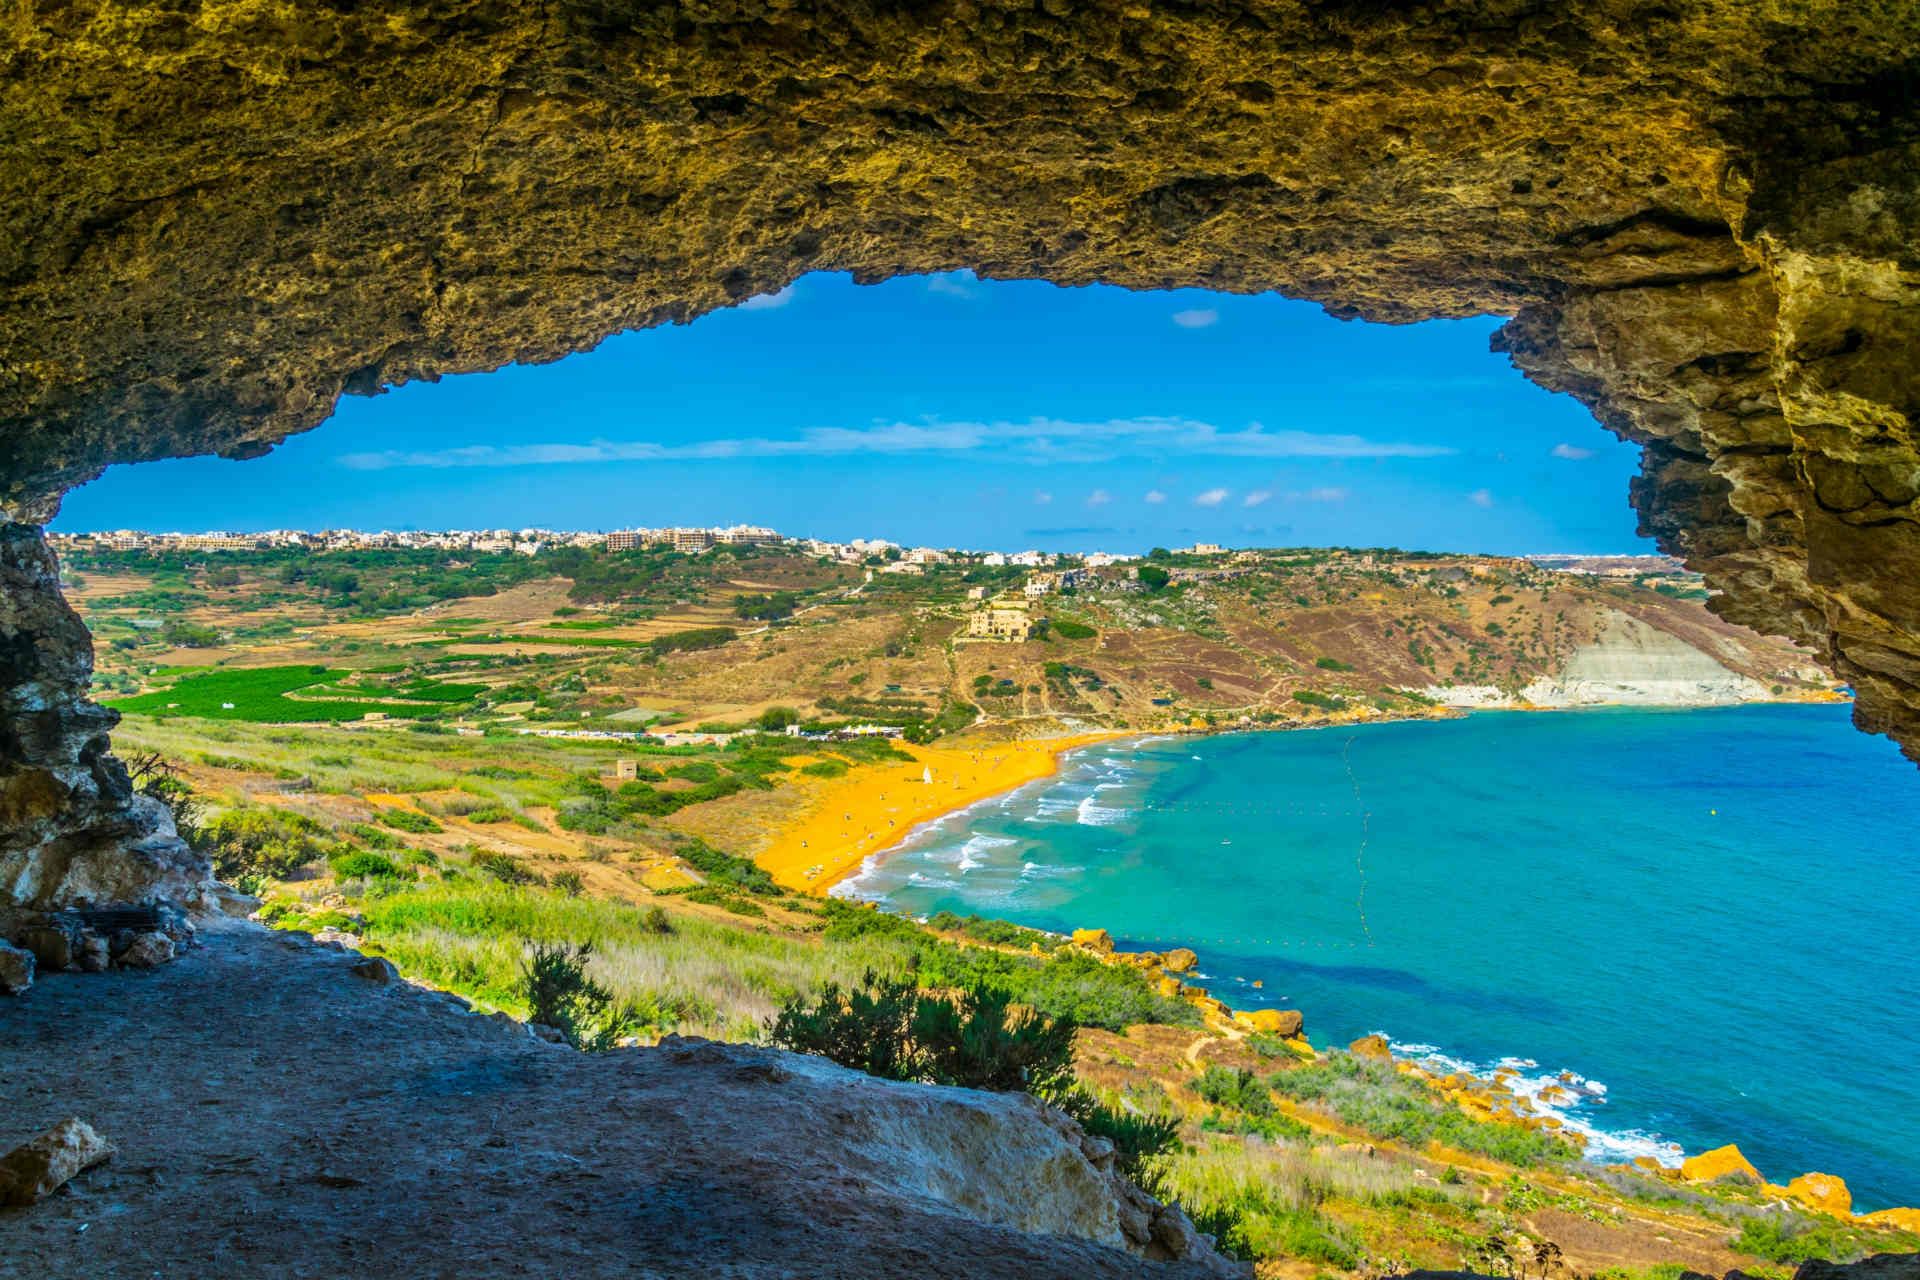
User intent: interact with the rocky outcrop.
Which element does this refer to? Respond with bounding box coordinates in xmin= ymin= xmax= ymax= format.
xmin=1 ymin=4 xmax=1919 ymax=894
xmin=0 ymin=918 xmax=1242 ymax=1276
xmin=0 ymin=524 xmax=212 ymax=919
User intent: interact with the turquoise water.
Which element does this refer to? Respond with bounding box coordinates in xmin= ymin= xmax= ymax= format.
xmin=839 ymin=705 xmax=1920 ymax=1208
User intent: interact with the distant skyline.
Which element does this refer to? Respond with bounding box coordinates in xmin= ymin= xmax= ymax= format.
xmin=54 ymin=271 xmax=1646 ymax=554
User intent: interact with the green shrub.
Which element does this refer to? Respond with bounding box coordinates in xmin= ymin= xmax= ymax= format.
xmin=1051 ymin=618 xmax=1096 ymax=640
xmin=378 ymin=807 xmax=442 ymax=834
xmin=202 ymin=807 xmax=335 ymax=891
xmin=550 ymin=870 xmax=584 ymax=898
xmin=801 ymin=758 xmax=849 ymax=778
xmin=1314 ymin=656 xmax=1353 ymax=671
xmin=522 ymin=941 xmax=625 ymax=1051
xmin=1196 ymin=1065 xmax=1276 ymax=1118
xmin=330 ymin=849 xmax=402 ymax=879
xmin=768 ymin=971 xmax=1077 ymax=1095
xmin=1731 ymin=1216 xmax=1920 ymax=1264
xmin=472 ymin=850 xmax=541 ymax=886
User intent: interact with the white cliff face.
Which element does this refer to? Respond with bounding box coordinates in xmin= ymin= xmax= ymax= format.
xmin=1422 ymin=610 xmax=1774 ymax=710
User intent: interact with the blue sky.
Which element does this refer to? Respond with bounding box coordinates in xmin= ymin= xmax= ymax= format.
xmin=55 ymin=271 xmax=1646 ymax=554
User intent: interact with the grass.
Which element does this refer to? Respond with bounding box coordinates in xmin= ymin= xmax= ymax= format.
xmin=1268 ymin=1052 xmax=1571 ymax=1167
xmin=1730 ymin=1214 xmax=1920 ymax=1264
xmin=107 ymin=665 xmax=479 ymax=722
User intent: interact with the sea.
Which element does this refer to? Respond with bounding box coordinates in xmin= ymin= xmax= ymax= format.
xmin=835 ymin=703 xmax=1920 ymax=1210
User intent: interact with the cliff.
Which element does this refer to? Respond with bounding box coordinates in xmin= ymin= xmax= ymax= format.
xmin=1428 ymin=608 xmax=1780 ymax=709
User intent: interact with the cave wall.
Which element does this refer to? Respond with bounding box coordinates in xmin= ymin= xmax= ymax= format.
xmin=0 ymin=0 xmax=1917 ymax=898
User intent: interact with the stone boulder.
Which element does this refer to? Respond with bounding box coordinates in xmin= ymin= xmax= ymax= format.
xmin=0 ymin=940 xmax=32 ymax=995
xmin=1680 ymin=1144 xmax=1762 ymax=1185
xmin=1070 ymin=928 xmax=1114 ymax=954
xmin=0 ymin=1117 xmax=114 ymax=1205
xmin=1782 ymin=1171 xmax=1852 ymax=1217
xmin=1349 ymin=1034 xmax=1393 ymax=1061
xmin=1160 ymin=948 xmax=1198 ymax=974
xmin=118 ymin=931 xmax=175 ymax=968
xmin=1238 ymin=1008 xmax=1304 ymax=1037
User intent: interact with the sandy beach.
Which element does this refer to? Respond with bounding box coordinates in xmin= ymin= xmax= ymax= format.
xmin=756 ymin=732 xmax=1131 ymax=893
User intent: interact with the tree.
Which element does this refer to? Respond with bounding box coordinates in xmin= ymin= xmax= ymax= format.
xmin=1137 ymin=565 xmax=1171 ymax=592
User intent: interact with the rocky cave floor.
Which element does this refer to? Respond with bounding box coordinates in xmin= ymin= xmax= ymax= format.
xmin=0 ymin=918 xmax=1229 ymax=1278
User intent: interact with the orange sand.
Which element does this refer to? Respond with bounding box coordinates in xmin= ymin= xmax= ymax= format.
xmin=757 ymin=733 xmax=1131 ymax=893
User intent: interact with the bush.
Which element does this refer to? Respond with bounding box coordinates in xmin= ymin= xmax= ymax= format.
xmin=1050 ymin=618 xmax=1096 ymax=640
xmin=1314 ymin=656 xmax=1353 ymax=671
xmin=522 ymin=941 xmax=625 ymax=1051
xmin=1731 ymin=1216 xmax=1920 ymax=1264
xmin=768 ymin=971 xmax=1077 ymax=1096
xmin=550 ymin=870 xmax=584 ymax=897
xmin=472 ymin=849 xmax=541 ymax=886
xmin=378 ymin=807 xmax=442 ymax=834
xmin=202 ymin=807 xmax=336 ymax=891
xmin=1196 ymin=1066 xmax=1276 ymax=1118
xmin=330 ymin=849 xmax=402 ymax=880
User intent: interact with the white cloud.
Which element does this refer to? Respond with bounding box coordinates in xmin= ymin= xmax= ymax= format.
xmin=1300 ymin=486 xmax=1348 ymax=503
xmin=737 ymin=285 xmax=795 ymax=311
xmin=1144 ymin=489 xmax=1167 ymax=504
xmin=1243 ymin=490 xmax=1272 ymax=507
xmin=1552 ymin=442 xmax=1595 ymax=460
xmin=338 ymin=415 xmax=1458 ymax=471
xmin=1171 ymin=308 xmax=1219 ymax=329
xmin=1195 ymin=488 xmax=1230 ymax=507
xmin=925 ymin=271 xmax=978 ymax=299
xmin=1034 ymin=490 xmax=1054 ymax=505
xmin=1086 ymin=489 xmax=1112 ymax=507
xmin=1469 ymin=489 xmax=1495 ymax=508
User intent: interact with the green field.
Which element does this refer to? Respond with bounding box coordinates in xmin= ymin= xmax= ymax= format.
xmin=107 ymin=665 xmax=482 ymax=723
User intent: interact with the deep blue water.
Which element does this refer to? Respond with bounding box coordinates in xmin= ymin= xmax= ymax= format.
xmin=839 ymin=705 xmax=1920 ymax=1208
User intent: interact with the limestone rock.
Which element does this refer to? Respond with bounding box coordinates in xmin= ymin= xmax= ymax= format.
xmin=0 ymin=940 xmax=33 ymax=995
xmin=76 ymin=933 xmax=109 ymax=973
xmin=1160 ymin=948 xmax=1198 ymax=974
xmin=0 ymin=1117 xmax=114 ymax=1206
xmin=1239 ymin=1008 xmax=1304 ymax=1037
xmin=118 ymin=931 xmax=175 ymax=969
xmin=1854 ymin=1206 xmax=1920 ymax=1234
xmin=1349 ymin=1034 xmax=1393 ymax=1061
xmin=1070 ymin=928 xmax=1113 ymax=954
xmin=1782 ymin=1171 xmax=1852 ymax=1217
xmin=1680 ymin=1143 xmax=1762 ymax=1185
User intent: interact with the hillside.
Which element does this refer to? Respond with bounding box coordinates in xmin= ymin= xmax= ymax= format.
xmin=61 ymin=543 xmax=1836 ymax=741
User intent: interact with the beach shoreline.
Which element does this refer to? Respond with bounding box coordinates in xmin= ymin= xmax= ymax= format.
xmin=754 ymin=730 xmax=1134 ymax=893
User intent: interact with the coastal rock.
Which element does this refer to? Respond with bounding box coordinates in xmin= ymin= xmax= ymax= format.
xmin=0 ymin=940 xmax=33 ymax=995
xmin=1680 ymin=1144 xmax=1763 ymax=1186
xmin=1855 ymin=1207 xmax=1920 ymax=1234
xmin=1238 ymin=1009 xmax=1304 ymax=1037
xmin=1070 ymin=929 xmax=1114 ymax=954
xmin=1161 ymin=949 xmax=1198 ymax=974
xmin=0 ymin=1117 xmax=114 ymax=1206
xmin=1782 ymin=1172 xmax=1852 ymax=1217
xmin=1349 ymin=1035 xmax=1393 ymax=1062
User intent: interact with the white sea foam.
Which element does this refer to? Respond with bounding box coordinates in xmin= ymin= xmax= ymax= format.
xmin=954 ymin=833 xmax=1017 ymax=872
xmin=1384 ymin=1035 xmax=1684 ymax=1171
